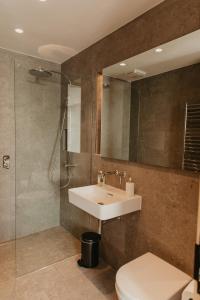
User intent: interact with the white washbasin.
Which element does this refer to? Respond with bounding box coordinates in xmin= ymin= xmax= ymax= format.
xmin=68 ymin=184 xmax=142 ymax=220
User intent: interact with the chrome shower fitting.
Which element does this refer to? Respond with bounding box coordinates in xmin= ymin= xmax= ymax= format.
xmin=0 ymin=155 xmax=10 ymax=169
xmin=98 ymin=170 xmax=127 ymax=185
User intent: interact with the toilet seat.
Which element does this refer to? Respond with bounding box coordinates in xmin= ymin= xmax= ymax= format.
xmin=116 ymin=252 xmax=191 ymax=300
xmin=182 ymin=280 xmax=200 ymax=300
xmin=115 ymin=282 xmax=133 ymax=300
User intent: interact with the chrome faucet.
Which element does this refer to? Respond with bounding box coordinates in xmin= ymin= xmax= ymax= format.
xmin=104 ymin=170 xmax=118 ymax=176
xmin=98 ymin=170 xmax=126 ymax=185
xmin=116 ymin=170 xmax=127 ymax=184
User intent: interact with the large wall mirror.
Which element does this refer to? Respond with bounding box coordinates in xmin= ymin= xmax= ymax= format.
xmin=101 ymin=30 xmax=200 ymax=172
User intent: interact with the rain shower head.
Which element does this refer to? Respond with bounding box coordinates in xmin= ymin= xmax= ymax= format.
xmin=29 ymin=68 xmax=52 ymax=78
xmin=29 ymin=68 xmax=71 ymax=85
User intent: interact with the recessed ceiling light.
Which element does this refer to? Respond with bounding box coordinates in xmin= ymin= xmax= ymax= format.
xmin=39 ymin=0 xmax=47 ymax=2
xmin=134 ymin=69 xmax=147 ymax=76
xmin=14 ymin=28 xmax=24 ymax=34
xmin=120 ymin=62 xmax=126 ymax=66
xmin=155 ymin=48 xmax=163 ymax=53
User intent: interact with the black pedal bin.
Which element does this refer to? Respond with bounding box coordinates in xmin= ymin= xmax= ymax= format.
xmin=78 ymin=232 xmax=101 ymax=268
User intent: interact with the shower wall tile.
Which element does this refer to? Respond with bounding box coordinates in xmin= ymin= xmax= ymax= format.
xmin=14 ymin=56 xmax=61 ymax=238
xmin=61 ymin=0 xmax=200 ymax=276
xmin=0 ymin=48 xmax=61 ymax=241
xmin=92 ymin=155 xmax=199 ymax=275
xmin=60 ymin=76 xmax=95 ymax=236
xmin=60 ymin=152 xmax=95 ymax=236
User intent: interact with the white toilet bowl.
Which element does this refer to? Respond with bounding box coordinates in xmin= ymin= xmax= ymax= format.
xmin=182 ymin=280 xmax=200 ymax=300
xmin=115 ymin=252 xmax=191 ymax=300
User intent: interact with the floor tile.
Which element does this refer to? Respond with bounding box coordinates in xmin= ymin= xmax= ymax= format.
xmin=16 ymin=226 xmax=80 ymax=276
xmin=0 ymin=227 xmax=116 ymax=299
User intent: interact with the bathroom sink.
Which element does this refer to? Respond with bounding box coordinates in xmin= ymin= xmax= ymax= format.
xmin=68 ymin=184 xmax=142 ymax=220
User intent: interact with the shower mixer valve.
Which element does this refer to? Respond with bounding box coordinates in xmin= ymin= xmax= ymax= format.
xmin=0 ymin=155 xmax=10 ymax=169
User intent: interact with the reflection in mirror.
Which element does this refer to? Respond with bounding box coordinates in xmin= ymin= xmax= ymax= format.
xmin=101 ymin=30 xmax=200 ymax=171
xmin=67 ymin=79 xmax=81 ymax=153
xmin=101 ymin=77 xmax=131 ymax=160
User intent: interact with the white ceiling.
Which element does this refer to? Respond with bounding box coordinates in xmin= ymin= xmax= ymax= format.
xmin=103 ymin=30 xmax=200 ymax=81
xmin=0 ymin=0 xmax=164 ymax=64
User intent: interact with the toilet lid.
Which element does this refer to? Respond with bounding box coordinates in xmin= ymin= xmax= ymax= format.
xmin=116 ymin=253 xmax=191 ymax=300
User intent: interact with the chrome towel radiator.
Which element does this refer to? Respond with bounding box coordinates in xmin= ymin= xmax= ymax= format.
xmin=183 ymin=103 xmax=200 ymax=172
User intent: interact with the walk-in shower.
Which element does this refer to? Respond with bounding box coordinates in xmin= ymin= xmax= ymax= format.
xmin=29 ymin=67 xmax=73 ymax=189
xmin=0 ymin=55 xmax=80 ymax=283
xmin=15 ymin=60 xmax=80 ymax=276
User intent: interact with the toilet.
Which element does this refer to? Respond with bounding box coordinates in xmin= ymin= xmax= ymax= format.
xmin=182 ymin=280 xmax=200 ymax=300
xmin=115 ymin=252 xmax=192 ymax=300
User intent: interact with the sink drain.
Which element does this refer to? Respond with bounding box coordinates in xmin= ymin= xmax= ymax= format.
xmin=107 ymin=193 xmax=113 ymax=197
xmin=97 ymin=202 xmax=104 ymax=205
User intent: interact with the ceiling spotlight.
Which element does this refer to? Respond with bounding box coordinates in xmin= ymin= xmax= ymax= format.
xmin=14 ymin=28 xmax=24 ymax=34
xmin=155 ymin=48 xmax=163 ymax=53
xmin=134 ymin=69 xmax=147 ymax=76
xmin=39 ymin=0 xmax=47 ymax=2
xmin=120 ymin=62 xmax=126 ymax=66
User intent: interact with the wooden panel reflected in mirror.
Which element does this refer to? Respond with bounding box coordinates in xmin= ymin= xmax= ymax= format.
xmin=100 ymin=30 xmax=200 ymax=171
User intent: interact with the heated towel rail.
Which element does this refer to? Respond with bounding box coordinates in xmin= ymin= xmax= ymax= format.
xmin=183 ymin=103 xmax=200 ymax=172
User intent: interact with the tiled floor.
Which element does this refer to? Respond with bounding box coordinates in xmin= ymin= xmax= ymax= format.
xmin=0 ymin=227 xmax=117 ymax=299
xmin=16 ymin=226 xmax=80 ymax=276
xmin=0 ymin=241 xmax=16 ymax=300
xmin=15 ymin=255 xmax=116 ymax=300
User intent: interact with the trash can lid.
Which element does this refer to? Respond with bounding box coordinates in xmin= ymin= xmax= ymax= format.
xmin=82 ymin=232 xmax=101 ymax=243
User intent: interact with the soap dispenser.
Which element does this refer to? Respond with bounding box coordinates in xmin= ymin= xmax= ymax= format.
xmin=97 ymin=170 xmax=105 ymax=186
xmin=126 ymin=177 xmax=134 ymax=197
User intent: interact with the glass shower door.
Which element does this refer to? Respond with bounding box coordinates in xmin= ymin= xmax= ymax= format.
xmin=0 ymin=51 xmax=16 ymax=298
xmin=14 ymin=57 xmax=63 ymax=276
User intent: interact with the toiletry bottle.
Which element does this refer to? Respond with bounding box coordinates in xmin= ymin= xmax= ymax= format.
xmin=126 ymin=177 xmax=134 ymax=197
xmin=98 ymin=171 xmax=105 ymax=186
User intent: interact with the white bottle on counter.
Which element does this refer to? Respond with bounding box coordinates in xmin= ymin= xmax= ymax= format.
xmin=97 ymin=171 xmax=105 ymax=186
xmin=126 ymin=177 xmax=134 ymax=197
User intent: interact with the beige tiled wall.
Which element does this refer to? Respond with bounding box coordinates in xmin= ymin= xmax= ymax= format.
xmin=61 ymin=0 xmax=200 ymax=276
xmin=92 ymin=155 xmax=199 ymax=275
